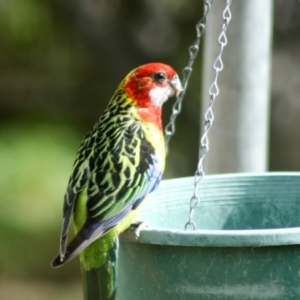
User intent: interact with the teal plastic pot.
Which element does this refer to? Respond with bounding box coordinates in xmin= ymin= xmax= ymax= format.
xmin=118 ymin=173 xmax=300 ymax=300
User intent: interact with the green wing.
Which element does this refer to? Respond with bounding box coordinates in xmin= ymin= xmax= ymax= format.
xmin=58 ymin=108 xmax=163 ymax=259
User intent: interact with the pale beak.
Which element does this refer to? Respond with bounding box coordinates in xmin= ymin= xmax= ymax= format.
xmin=170 ymin=75 xmax=183 ymax=96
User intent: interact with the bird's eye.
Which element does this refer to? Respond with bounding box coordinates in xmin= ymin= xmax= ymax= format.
xmin=153 ymin=72 xmax=166 ymax=83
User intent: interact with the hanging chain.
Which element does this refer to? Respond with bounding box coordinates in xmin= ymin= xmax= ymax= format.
xmin=185 ymin=0 xmax=233 ymax=230
xmin=164 ymin=0 xmax=214 ymax=153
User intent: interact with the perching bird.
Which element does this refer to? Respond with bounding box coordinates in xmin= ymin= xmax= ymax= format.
xmin=51 ymin=62 xmax=182 ymax=300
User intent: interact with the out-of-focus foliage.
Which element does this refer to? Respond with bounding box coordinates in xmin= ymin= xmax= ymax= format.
xmin=0 ymin=0 xmax=300 ymax=299
xmin=0 ymin=123 xmax=75 ymax=232
xmin=270 ymin=0 xmax=300 ymax=171
xmin=0 ymin=276 xmax=81 ymax=300
xmin=0 ymin=124 xmax=83 ymax=300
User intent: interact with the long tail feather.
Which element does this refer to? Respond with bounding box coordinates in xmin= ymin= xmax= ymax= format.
xmin=81 ymin=237 xmax=119 ymax=300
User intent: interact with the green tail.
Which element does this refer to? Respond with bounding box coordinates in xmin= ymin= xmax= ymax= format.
xmin=81 ymin=237 xmax=118 ymax=300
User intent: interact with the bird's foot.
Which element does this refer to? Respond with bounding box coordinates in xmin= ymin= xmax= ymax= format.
xmin=129 ymin=220 xmax=150 ymax=239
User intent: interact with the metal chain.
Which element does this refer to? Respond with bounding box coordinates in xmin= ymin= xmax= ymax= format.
xmin=185 ymin=0 xmax=233 ymax=230
xmin=164 ymin=0 xmax=214 ymax=153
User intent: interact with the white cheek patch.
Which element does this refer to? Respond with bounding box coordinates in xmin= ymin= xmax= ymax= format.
xmin=149 ymin=86 xmax=173 ymax=107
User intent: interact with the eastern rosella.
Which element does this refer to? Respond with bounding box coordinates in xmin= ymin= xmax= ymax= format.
xmin=51 ymin=63 xmax=182 ymax=300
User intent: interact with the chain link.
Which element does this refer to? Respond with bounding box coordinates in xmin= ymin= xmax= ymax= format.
xmin=164 ymin=0 xmax=214 ymax=154
xmin=185 ymin=0 xmax=233 ymax=230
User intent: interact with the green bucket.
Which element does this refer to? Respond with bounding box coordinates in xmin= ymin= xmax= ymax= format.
xmin=119 ymin=173 xmax=300 ymax=300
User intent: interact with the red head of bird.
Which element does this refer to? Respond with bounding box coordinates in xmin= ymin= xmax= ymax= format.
xmin=123 ymin=62 xmax=182 ymax=129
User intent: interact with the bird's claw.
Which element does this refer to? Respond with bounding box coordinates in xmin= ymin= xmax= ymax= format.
xmin=129 ymin=220 xmax=150 ymax=239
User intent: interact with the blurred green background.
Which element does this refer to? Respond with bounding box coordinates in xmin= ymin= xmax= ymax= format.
xmin=0 ymin=0 xmax=300 ymax=299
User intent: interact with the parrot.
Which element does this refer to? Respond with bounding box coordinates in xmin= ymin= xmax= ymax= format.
xmin=51 ymin=62 xmax=182 ymax=300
